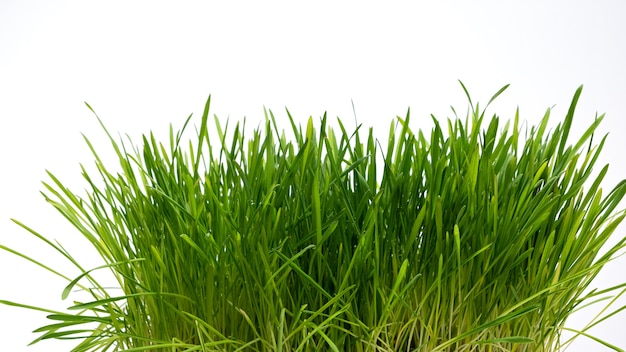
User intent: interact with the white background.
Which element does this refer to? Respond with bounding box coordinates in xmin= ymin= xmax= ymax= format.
xmin=1 ymin=1 xmax=625 ymax=351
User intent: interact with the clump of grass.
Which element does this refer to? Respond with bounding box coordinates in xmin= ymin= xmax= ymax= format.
xmin=2 ymin=84 xmax=626 ymax=351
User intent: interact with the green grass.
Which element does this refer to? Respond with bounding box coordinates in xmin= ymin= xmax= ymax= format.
xmin=2 ymin=83 xmax=626 ymax=351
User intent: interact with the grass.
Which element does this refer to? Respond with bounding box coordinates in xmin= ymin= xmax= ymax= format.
xmin=2 ymin=83 xmax=626 ymax=351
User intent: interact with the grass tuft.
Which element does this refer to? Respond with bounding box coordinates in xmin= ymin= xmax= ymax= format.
xmin=2 ymin=84 xmax=626 ymax=351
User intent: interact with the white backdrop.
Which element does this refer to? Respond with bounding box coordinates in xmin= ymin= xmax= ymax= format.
xmin=1 ymin=1 xmax=625 ymax=351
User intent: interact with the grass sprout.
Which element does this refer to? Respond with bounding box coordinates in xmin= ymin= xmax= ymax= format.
xmin=2 ymin=83 xmax=626 ymax=351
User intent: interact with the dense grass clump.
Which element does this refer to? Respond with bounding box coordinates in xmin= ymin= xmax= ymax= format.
xmin=2 ymin=84 xmax=626 ymax=351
